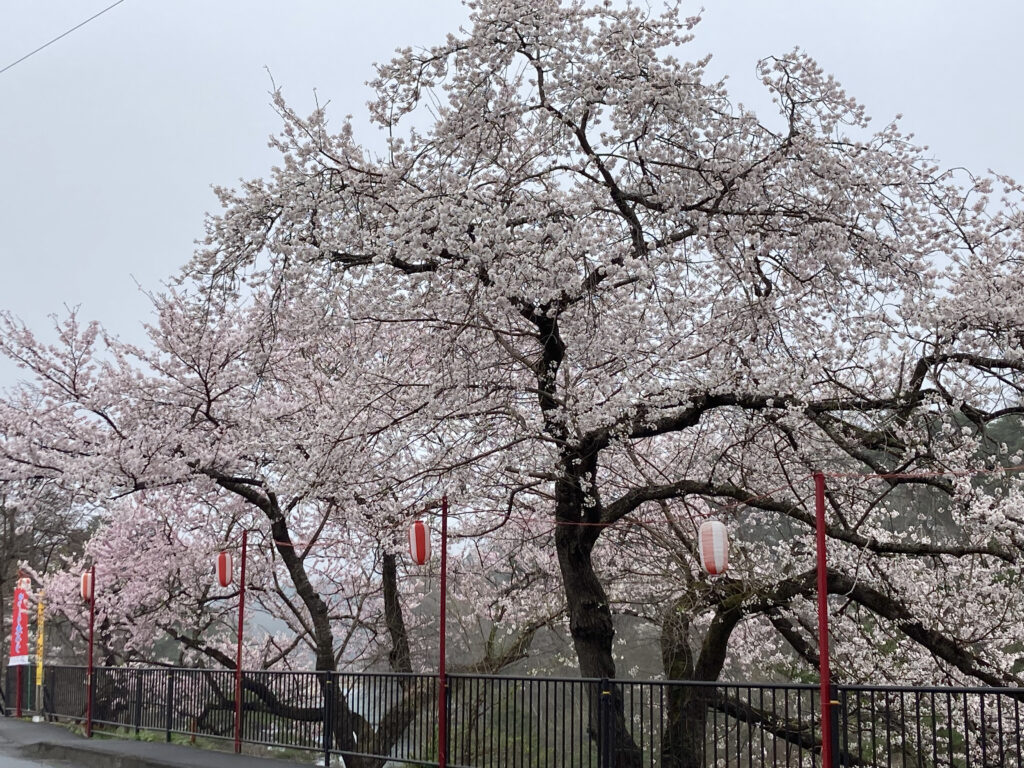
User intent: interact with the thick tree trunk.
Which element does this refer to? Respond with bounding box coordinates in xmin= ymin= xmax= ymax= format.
xmin=532 ymin=313 xmax=642 ymax=766
xmin=555 ymin=526 xmax=615 ymax=680
xmin=660 ymin=606 xmax=704 ymax=768
xmin=382 ymin=552 xmax=412 ymax=674
xmin=208 ymin=477 xmax=376 ymax=767
xmin=659 ymin=600 xmax=742 ymax=768
xmin=554 ymin=457 xmax=643 ymax=768
xmin=267 ymin=515 xmax=376 ymax=767
xmin=661 ymin=689 xmax=710 ymax=768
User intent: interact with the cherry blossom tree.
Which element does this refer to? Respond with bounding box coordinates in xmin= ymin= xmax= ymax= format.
xmin=0 ymin=281 xmax=554 ymax=764
xmin=177 ymin=0 xmax=1024 ymax=762
xmin=2 ymin=1 xmax=1024 ymax=765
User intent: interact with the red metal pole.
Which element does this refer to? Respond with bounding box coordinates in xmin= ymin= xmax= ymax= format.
xmin=15 ymin=571 xmax=23 ymax=718
xmin=438 ymin=495 xmax=448 ymax=768
xmin=86 ymin=565 xmax=95 ymax=738
xmin=814 ymin=472 xmax=834 ymax=768
xmin=234 ymin=529 xmax=248 ymax=754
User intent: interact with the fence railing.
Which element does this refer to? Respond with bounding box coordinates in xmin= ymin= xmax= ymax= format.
xmin=4 ymin=665 xmax=1024 ymax=767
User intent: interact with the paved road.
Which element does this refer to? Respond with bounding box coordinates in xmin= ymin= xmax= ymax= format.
xmin=0 ymin=720 xmax=70 ymax=768
xmin=0 ymin=716 xmax=314 ymax=768
xmin=0 ymin=756 xmax=70 ymax=768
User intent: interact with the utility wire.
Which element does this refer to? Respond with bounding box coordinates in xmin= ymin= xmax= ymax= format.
xmin=0 ymin=0 xmax=128 ymax=77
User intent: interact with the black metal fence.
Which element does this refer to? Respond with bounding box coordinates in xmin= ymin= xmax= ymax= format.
xmin=4 ymin=665 xmax=1024 ymax=767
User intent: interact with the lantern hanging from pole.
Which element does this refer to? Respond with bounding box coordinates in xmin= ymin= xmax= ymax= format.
xmin=80 ymin=570 xmax=93 ymax=602
xmin=408 ymin=520 xmax=431 ymax=565
xmin=216 ymin=551 xmax=233 ymax=588
xmin=698 ymin=519 xmax=729 ymax=575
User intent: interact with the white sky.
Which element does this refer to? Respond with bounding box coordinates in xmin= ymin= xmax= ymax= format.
xmin=1 ymin=1 xmax=1021 ymax=390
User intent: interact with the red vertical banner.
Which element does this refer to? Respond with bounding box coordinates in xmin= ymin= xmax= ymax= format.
xmin=8 ymin=577 xmax=31 ymax=666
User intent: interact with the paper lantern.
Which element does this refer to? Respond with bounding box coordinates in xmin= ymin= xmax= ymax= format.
xmin=408 ymin=520 xmax=431 ymax=565
xmin=698 ymin=519 xmax=729 ymax=575
xmin=80 ymin=571 xmax=93 ymax=602
xmin=216 ymin=551 xmax=233 ymax=588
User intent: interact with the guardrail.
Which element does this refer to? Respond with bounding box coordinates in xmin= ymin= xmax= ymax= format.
xmin=5 ymin=665 xmax=1024 ymax=767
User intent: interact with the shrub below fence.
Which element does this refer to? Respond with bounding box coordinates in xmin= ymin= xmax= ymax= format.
xmin=4 ymin=665 xmax=1024 ymax=767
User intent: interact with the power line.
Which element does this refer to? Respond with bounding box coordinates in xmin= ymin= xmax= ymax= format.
xmin=0 ymin=0 xmax=129 ymax=77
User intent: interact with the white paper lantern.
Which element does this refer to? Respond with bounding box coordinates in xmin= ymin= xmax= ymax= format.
xmin=80 ymin=571 xmax=94 ymax=602
xmin=216 ymin=551 xmax=233 ymax=588
xmin=698 ymin=519 xmax=729 ymax=575
xmin=408 ymin=520 xmax=431 ymax=565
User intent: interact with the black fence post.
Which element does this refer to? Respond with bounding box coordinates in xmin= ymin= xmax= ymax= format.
xmin=42 ymin=668 xmax=52 ymax=720
xmin=322 ymin=672 xmax=334 ymax=768
xmin=86 ymin=666 xmax=95 ymax=734
xmin=164 ymin=668 xmax=174 ymax=743
xmin=237 ymin=668 xmax=246 ymax=751
xmin=837 ymin=686 xmax=849 ymax=767
xmin=32 ymin=664 xmax=41 ymax=715
xmin=133 ymin=669 xmax=143 ymax=737
xmin=598 ymin=679 xmax=616 ymax=768
xmin=829 ymin=683 xmax=841 ymax=768
xmin=444 ymin=676 xmax=452 ymax=767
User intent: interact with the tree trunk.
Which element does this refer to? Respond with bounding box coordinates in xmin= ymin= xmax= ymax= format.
xmin=269 ymin=518 xmax=373 ymax=767
xmin=659 ymin=599 xmax=742 ymax=768
xmin=533 ymin=312 xmax=642 ymax=766
xmin=382 ymin=552 xmax=412 ymax=674
xmin=661 ymin=688 xmax=711 ymax=768
xmin=660 ymin=605 xmax=704 ymax=768
xmin=241 ymin=491 xmax=372 ymax=767
xmin=555 ymin=525 xmax=615 ymax=680
xmin=554 ymin=457 xmax=643 ymax=768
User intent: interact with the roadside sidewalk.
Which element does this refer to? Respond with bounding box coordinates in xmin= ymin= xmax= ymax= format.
xmin=0 ymin=716 xmax=316 ymax=768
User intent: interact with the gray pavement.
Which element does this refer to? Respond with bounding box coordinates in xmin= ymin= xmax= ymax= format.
xmin=0 ymin=715 xmax=319 ymax=768
xmin=0 ymin=753 xmax=72 ymax=768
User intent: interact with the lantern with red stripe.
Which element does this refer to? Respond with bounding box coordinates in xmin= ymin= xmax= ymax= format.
xmin=698 ymin=519 xmax=729 ymax=575
xmin=408 ymin=520 xmax=431 ymax=565
xmin=80 ymin=570 xmax=93 ymax=602
xmin=216 ymin=551 xmax=233 ymax=588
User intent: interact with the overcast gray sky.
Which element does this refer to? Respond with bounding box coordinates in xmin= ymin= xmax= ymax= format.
xmin=1 ymin=1 xmax=1021 ymax=390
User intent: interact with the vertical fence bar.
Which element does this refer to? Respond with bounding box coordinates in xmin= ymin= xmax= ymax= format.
xmin=980 ymin=693 xmax=988 ymax=767
xmin=997 ymin=693 xmax=1005 ymax=767
xmin=39 ymin=666 xmax=47 ymax=720
xmin=960 ymin=690 xmax=970 ymax=767
xmin=322 ymin=671 xmax=333 ymax=768
xmin=1011 ymin=696 xmax=1019 ymax=768
xmin=795 ymin=685 xmax=802 ymax=767
xmin=598 ymin=679 xmax=615 ymax=768
xmin=133 ymin=668 xmax=143 ymax=736
xmin=829 ymin=683 xmax=841 ymax=768
xmin=516 ymin=679 xmax=523 ymax=768
xmin=921 ymin=692 xmax=929 ymax=768
xmin=164 ymin=667 xmax=174 ymax=742
xmin=839 ymin=687 xmax=849 ymax=767
xmin=724 ymin=684 xmax=730 ymax=768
